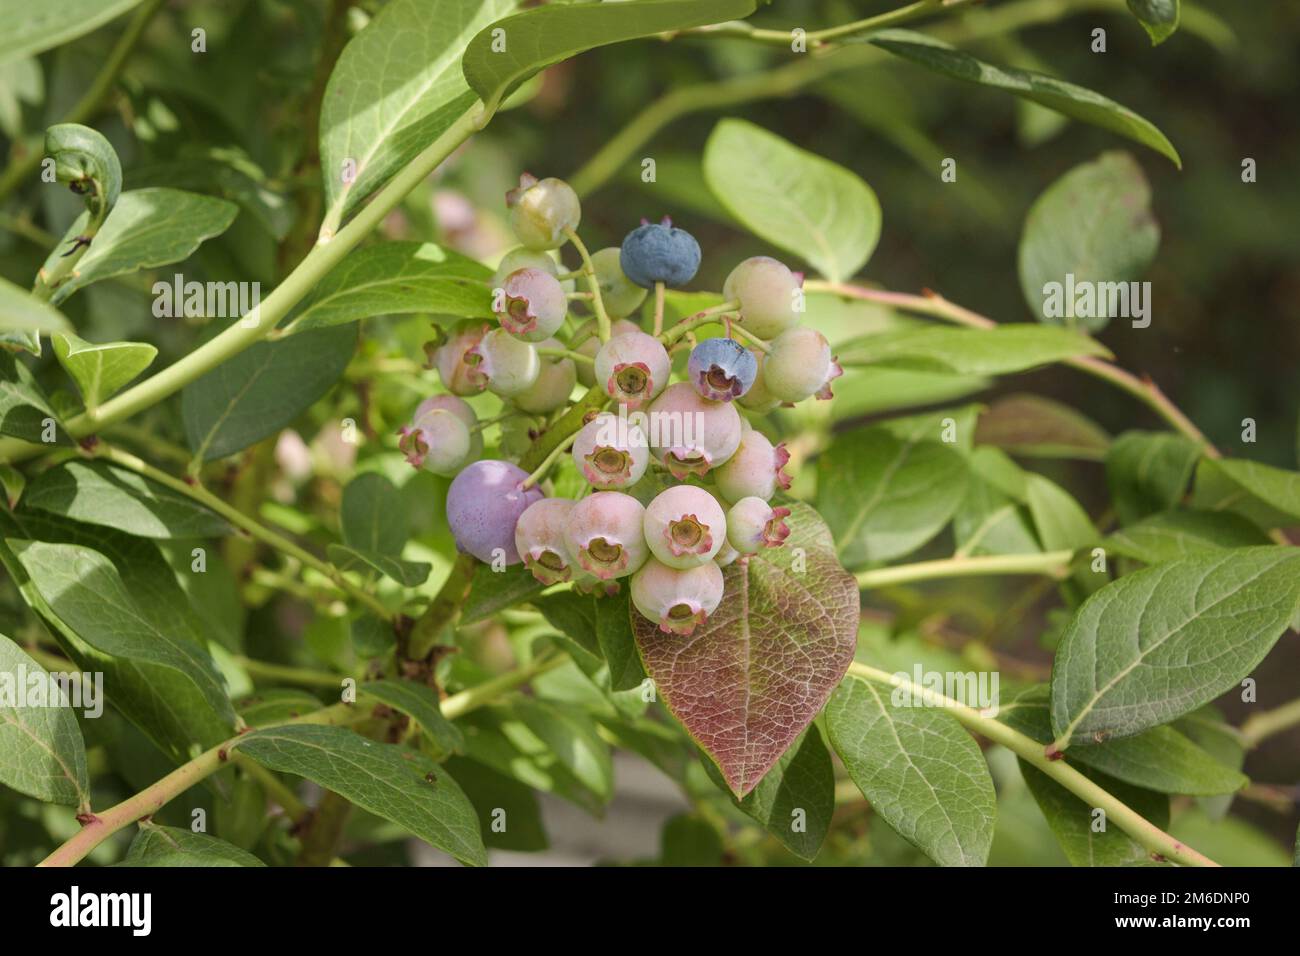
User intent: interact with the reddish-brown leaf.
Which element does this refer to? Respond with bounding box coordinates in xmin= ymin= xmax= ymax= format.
xmin=632 ymin=501 xmax=858 ymax=796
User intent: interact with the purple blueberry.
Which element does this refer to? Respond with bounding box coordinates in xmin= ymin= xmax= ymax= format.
xmin=687 ymin=337 xmax=758 ymax=402
xmin=619 ymin=217 xmax=701 ymax=289
xmin=446 ymin=460 xmax=543 ymax=564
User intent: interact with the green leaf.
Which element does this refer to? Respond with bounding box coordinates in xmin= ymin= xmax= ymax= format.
xmin=1106 ymin=510 xmax=1271 ymax=565
xmin=836 ymin=325 xmax=1109 ymax=375
xmin=340 ymin=472 xmax=408 ymax=557
xmin=0 ymin=0 xmax=143 ymax=65
xmin=284 ymin=242 xmax=492 ymax=335
xmin=181 ymin=324 xmax=356 ymax=461
xmin=974 ymin=394 xmax=1111 ymax=461
xmin=233 ymin=723 xmax=486 ymax=866
xmin=0 ymin=512 xmax=236 ymax=765
xmin=360 ymin=679 xmax=464 ymax=759
xmin=707 ymin=725 xmax=834 ymax=862
xmin=0 ymin=276 xmax=73 ymax=335
xmin=237 ymin=688 xmax=329 ymax=727
xmin=536 ymin=588 xmax=645 ymax=692
xmin=0 ymin=464 xmax=24 ymax=509
xmin=1025 ymin=474 xmax=1097 ymax=551
xmin=1106 ymin=431 xmax=1201 ymax=525
xmin=869 ymin=32 xmax=1180 ymax=167
xmin=1017 ymin=152 xmax=1161 ymax=331
xmin=1127 ymin=0 xmax=1180 ymax=45
xmin=508 ymin=698 xmax=613 ymax=803
xmin=827 ymin=675 xmax=996 ymax=866
xmin=0 ymin=351 xmax=70 ymax=445
xmin=633 ymin=501 xmax=858 ymax=796
xmin=1192 ymin=457 xmax=1300 ymax=528
xmin=819 ymin=422 xmax=969 ymax=566
xmin=999 ymin=687 xmax=1247 ymax=796
xmin=47 ymin=188 xmax=238 ymax=305
xmin=44 ymin=123 xmax=122 ymax=216
xmin=953 ymin=471 xmax=1040 ymax=557
xmin=1019 ymin=761 xmax=1167 ymax=866
xmin=1050 ymin=547 xmax=1300 ymax=747
xmin=121 ymin=824 xmax=265 ymax=867
xmin=463 ymin=0 xmax=758 ymax=118
xmin=703 ymin=118 xmax=880 ymax=282
xmin=329 ymin=544 xmax=430 ymax=587
xmin=0 ymin=632 xmax=89 ymax=806
xmin=23 ymin=461 xmax=230 ymax=539
xmin=318 ymin=0 xmax=516 ymax=230
xmin=52 ymin=332 xmax=156 ymax=409
xmin=444 ymin=756 xmax=547 ymax=852
xmin=659 ymin=813 xmax=724 ymax=866
xmin=9 ymin=540 xmax=234 ymax=730
xmin=461 ymin=563 xmax=545 ymax=625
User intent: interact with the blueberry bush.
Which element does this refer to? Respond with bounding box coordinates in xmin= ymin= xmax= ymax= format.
xmin=1 ymin=0 xmax=1298 ymax=869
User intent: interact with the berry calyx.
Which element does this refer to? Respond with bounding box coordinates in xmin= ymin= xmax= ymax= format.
xmin=630 ymin=558 xmax=725 ymax=636
xmin=398 ymin=397 xmax=476 ymax=475
xmin=496 ymin=267 xmax=567 ymax=342
xmin=646 ymin=382 xmax=743 ymax=479
xmin=563 ymin=491 xmax=648 ymax=580
xmin=514 ymin=498 xmax=575 ymax=585
xmin=644 ymin=485 xmax=726 ymax=569
xmin=687 ymin=337 xmax=758 ymax=402
xmin=571 ymin=411 xmax=649 ymax=490
xmin=619 ymin=217 xmax=701 ymax=289
xmin=594 ymin=330 xmax=670 ymax=410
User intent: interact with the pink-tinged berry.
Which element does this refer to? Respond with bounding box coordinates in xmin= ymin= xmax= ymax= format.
xmin=574 ymin=318 xmax=638 ymax=387
xmin=723 ymin=256 xmax=802 ymax=339
xmin=471 ymin=327 xmax=541 ymax=397
xmin=513 ymin=337 xmax=576 ymax=414
xmin=646 ymin=382 xmax=743 ymax=479
xmin=496 ymin=267 xmax=567 ymax=342
xmin=644 ymin=485 xmax=726 ymax=569
xmin=430 ymin=321 xmax=490 ymax=395
xmin=506 ymin=173 xmax=581 ymax=250
xmin=630 ymin=559 xmax=725 ymax=636
xmin=398 ymin=397 xmax=477 ymax=475
xmin=763 ymin=326 xmax=832 ymax=403
xmin=491 ymin=246 xmax=561 ymax=288
xmin=563 ymin=491 xmax=648 ymax=580
xmin=714 ymin=429 xmax=791 ymax=502
xmin=714 ymin=540 xmax=740 ymax=568
xmin=514 ymin=498 xmax=575 ymax=585
xmin=594 ymin=330 xmax=670 ymax=410
xmin=446 ymin=460 xmax=544 ymax=564
xmin=571 ymin=411 xmax=649 ymax=490
xmin=591 ymin=246 xmax=648 ymax=318
xmin=687 ymin=337 xmax=758 ymax=402
xmin=727 ymin=496 xmax=792 ymax=554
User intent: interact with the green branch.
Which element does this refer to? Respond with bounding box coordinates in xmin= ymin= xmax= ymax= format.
xmin=856 ymin=550 xmax=1075 ymax=589
xmin=1240 ymin=697 xmax=1300 ymax=749
xmin=845 ymin=662 xmax=1220 ymax=867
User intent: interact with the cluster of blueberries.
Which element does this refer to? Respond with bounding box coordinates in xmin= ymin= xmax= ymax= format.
xmin=398 ymin=174 xmax=840 ymax=635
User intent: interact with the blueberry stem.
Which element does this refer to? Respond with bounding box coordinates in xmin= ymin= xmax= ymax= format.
xmin=652 ymin=281 xmax=666 ymax=336
xmin=660 ymin=300 xmax=741 ymax=345
xmin=521 ymin=437 xmax=572 ymax=490
xmin=538 ymin=347 xmax=594 ymax=365
xmin=727 ymin=321 xmax=770 ymax=353
xmin=564 ymin=227 xmax=612 ymax=343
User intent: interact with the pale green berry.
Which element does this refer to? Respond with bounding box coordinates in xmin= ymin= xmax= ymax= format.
xmin=573 ymin=318 xmax=639 ymax=387
xmin=506 ymin=174 xmax=581 ymax=250
xmin=736 ymin=348 xmax=780 ymax=413
xmin=473 ymin=327 xmax=540 ymax=397
xmin=714 ymin=430 xmax=792 ymax=502
xmin=591 ymin=246 xmax=648 ymax=318
xmin=491 ymin=247 xmax=560 ymax=288
xmin=763 ymin=327 xmax=832 ymax=403
xmin=723 ymin=256 xmax=801 ymax=339
xmin=512 ymin=337 xmax=576 ymax=413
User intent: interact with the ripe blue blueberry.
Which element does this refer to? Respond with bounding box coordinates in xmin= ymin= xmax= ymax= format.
xmin=446 ymin=460 xmax=544 ymax=564
xmin=687 ymin=337 xmax=758 ymax=402
xmin=619 ymin=217 xmax=701 ymax=289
